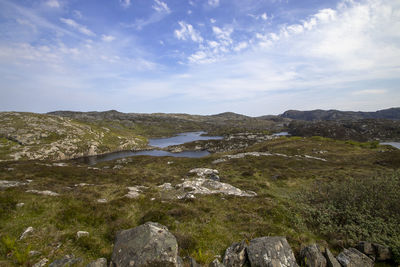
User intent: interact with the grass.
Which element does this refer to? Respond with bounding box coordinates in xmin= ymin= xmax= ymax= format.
xmin=0 ymin=137 xmax=399 ymax=265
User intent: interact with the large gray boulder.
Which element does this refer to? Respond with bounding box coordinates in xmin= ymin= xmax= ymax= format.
xmin=110 ymin=222 xmax=181 ymax=267
xmin=222 ymin=240 xmax=247 ymax=267
xmin=247 ymin=236 xmax=299 ymax=267
xmin=299 ymin=244 xmax=326 ymax=267
xmin=336 ymin=248 xmax=374 ymax=267
xmin=324 ymin=248 xmax=340 ymax=267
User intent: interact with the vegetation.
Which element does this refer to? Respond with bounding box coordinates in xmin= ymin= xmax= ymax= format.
xmin=0 ymin=136 xmax=399 ymax=265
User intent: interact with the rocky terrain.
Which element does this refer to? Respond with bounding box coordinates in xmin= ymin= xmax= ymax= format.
xmin=281 ymin=107 xmax=400 ymax=121
xmin=0 ymin=112 xmax=147 ymax=161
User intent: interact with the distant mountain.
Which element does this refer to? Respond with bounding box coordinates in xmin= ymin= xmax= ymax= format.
xmin=280 ymin=108 xmax=400 ymax=121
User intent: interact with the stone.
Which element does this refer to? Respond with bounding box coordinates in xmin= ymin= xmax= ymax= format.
xmin=97 ymin=198 xmax=108 ymax=203
xmin=299 ymin=244 xmax=326 ymax=267
xmin=0 ymin=180 xmax=28 ymax=188
xmin=110 ymin=222 xmax=181 ymax=267
xmin=33 ymin=258 xmax=48 ymax=267
xmin=187 ymin=257 xmax=202 ymax=267
xmin=223 ymin=240 xmax=247 ymax=267
xmin=77 ymin=231 xmax=89 ymax=238
xmin=16 ymin=203 xmax=25 ymax=208
xmin=49 ymin=255 xmax=82 ymax=267
xmin=125 ymin=186 xmax=148 ymax=199
xmin=26 ymin=190 xmax=60 ymax=196
xmin=355 ymin=241 xmax=374 ymax=256
xmin=209 ymin=259 xmax=225 ymax=267
xmin=29 ymin=250 xmax=41 ymax=257
xmin=336 ymin=248 xmax=374 ymax=267
xmin=19 ymin=226 xmax=34 ymax=240
xmin=247 ymin=236 xmax=298 ymax=267
xmin=189 ymin=168 xmax=219 ymax=178
xmin=373 ymin=243 xmax=391 ymax=261
xmin=324 ymin=248 xmax=340 ymax=267
xmin=86 ymin=258 xmax=107 ymax=267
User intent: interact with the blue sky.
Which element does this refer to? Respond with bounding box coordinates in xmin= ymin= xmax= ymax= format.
xmin=0 ymin=0 xmax=399 ymax=115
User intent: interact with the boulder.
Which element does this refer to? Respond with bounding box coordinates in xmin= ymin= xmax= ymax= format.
xmin=209 ymin=259 xmax=225 ymax=267
xmin=49 ymin=255 xmax=82 ymax=267
xmin=355 ymin=241 xmax=392 ymax=261
xmin=86 ymin=258 xmax=107 ymax=267
xmin=223 ymin=240 xmax=247 ymax=267
xmin=299 ymin=244 xmax=326 ymax=267
xmin=33 ymin=258 xmax=48 ymax=267
xmin=324 ymin=248 xmax=340 ymax=267
xmin=336 ymin=248 xmax=374 ymax=267
xmin=247 ymin=236 xmax=298 ymax=267
xmin=110 ymin=222 xmax=181 ymax=267
xmin=373 ymin=243 xmax=391 ymax=261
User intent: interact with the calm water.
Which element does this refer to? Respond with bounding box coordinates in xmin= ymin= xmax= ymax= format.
xmin=149 ymin=131 xmax=223 ymax=147
xmin=381 ymin=142 xmax=400 ymax=149
xmin=76 ymin=132 xmax=222 ymax=165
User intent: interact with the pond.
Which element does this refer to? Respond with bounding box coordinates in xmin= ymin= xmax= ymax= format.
xmin=380 ymin=142 xmax=400 ymax=149
xmin=75 ymin=132 xmax=223 ymax=165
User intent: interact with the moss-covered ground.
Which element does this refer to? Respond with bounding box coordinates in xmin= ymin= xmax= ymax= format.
xmin=0 ymin=137 xmax=399 ymax=266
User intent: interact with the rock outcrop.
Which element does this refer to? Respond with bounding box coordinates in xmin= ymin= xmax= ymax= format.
xmin=355 ymin=241 xmax=392 ymax=261
xmin=223 ymin=240 xmax=247 ymax=267
xmin=110 ymin=222 xmax=181 ymax=267
xmin=299 ymin=244 xmax=326 ymax=267
xmin=246 ymin=236 xmax=298 ymax=267
xmin=336 ymin=248 xmax=374 ymax=267
xmin=324 ymin=248 xmax=340 ymax=267
xmin=86 ymin=258 xmax=107 ymax=267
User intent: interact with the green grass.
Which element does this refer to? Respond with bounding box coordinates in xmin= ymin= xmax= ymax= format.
xmin=0 ymin=137 xmax=399 ymax=265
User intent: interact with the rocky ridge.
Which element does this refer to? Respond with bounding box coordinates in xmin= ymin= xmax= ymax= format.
xmin=0 ymin=112 xmax=146 ymax=161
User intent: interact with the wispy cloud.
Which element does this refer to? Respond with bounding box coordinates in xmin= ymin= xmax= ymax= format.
xmin=208 ymin=0 xmax=220 ymax=8
xmin=60 ymin=18 xmax=95 ymax=36
xmin=352 ymin=89 xmax=387 ymax=95
xmin=174 ymin=21 xmax=203 ymax=43
xmin=46 ymin=0 xmax=60 ymax=8
xmin=152 ymin=0 xmax=171 ymax=13
xmin=102 ymin=35 xmax=116 ymax=42
xmin=119 ymin=0 xmax=131 ymax=8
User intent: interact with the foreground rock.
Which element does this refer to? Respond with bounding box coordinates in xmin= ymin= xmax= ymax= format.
xmin=355 ymin=241 xmax=392 ymax=261
xmin=223 ymin=240 xmax=247 ymax=267
xmin=247 ymin=236 xmax=298 ymax=267
xmin=160 ymin=168 xmax=256 ymax=200
xmin=336 ymin=248 xmax=373 ymax=267
xmin=324 ymin=248 xmax=340 ymax=267
xmin=86 ymin=258 xmax=107 ymax=267
xmin=0 ymin=180 xmax=28 ymax=188
xmin=299 ymin=244 xmax=326 ymax=267
xmin=110 ymin=222 xmax=181 ymax=267
xmin=49 ymin=255 xmax=82 ymax=267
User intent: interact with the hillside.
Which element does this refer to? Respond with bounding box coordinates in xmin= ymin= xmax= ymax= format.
xmin=280 ymin=107 xmax=400 ymax=121
xmin=0 ymin=112 xmax=147 ymax=161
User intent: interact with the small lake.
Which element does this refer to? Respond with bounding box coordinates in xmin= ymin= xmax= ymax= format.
xmin=148 ymin=131 xmax=223 ymax=147
xmin=380 ymin=142 xmax=400 ymax=149
xmin=76 ymin=132 xmax=222 ymax=165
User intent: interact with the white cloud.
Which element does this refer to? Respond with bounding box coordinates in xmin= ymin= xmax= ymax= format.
xmin=60 ymin=18 xmax=95 ymax=36
xmin=208 ymin=0 xmax=220 ymax=8
xmin=210 ymin=18 xmax=216 ymax=23
xmin=102 ymin=35 xmax=116 ymax=42
xmin=46 ymin=0 xmax=60 ymax=8
xmin=152 ymin=0 xmax=171 ymax=14
xmin=261 ymin=13 xmax=268 ymax=21
xmin=233 ymin=41 xmax=248 ymax=52
xmin=212 ymin=26 xmax=233 ymax=45
xmin=352 ymin=89 xmax=387 ymax=95
xmin=73 ymin=10 xmax=83 ymax=19
xmin=249 ymin=12 xmax=268 ymax=21
xmin=174 ymin=21 xmax=203 ymax=43
xmin=119 ymin=0 xmax=131 ymax=8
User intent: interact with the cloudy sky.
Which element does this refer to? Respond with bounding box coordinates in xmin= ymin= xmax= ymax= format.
xmin=0 ymin=0 xmax=399 ymax=115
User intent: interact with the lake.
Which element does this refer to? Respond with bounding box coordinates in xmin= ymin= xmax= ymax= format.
xmin=76 ymin=132 xmax=222 ymax=165
xmin=380 ymin=142 xmax=400 ymax=149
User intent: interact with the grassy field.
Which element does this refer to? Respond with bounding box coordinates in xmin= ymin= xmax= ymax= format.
xmin=0 ymin=136 xmax=399 ymax=266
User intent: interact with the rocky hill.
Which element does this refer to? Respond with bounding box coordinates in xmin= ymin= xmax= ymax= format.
xmin=280 ymin=107 xmax=400 ymax=121
xmin=0 ymin=112 xmax=147 ymax=161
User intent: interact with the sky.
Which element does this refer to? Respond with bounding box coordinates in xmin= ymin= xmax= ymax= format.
xmin=0 ymin=0 xmax=399 ymax=116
